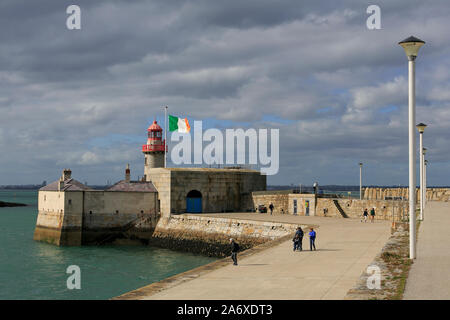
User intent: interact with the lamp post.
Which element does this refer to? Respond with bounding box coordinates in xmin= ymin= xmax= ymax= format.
xmin=422 ymin=147 xmax=427 ymax=219
xmin=424 ymin=159 xmax=428 ymax=206
xmin=416 ymin=123 xmax=427 ymax=221
xmin=359 ymin=163 xmax=363 ymax=200
xmin=399 ymin=36 xmax=425 ymax=259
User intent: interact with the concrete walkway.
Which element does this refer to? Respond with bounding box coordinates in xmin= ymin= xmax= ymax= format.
xmin=134 ymin=214 xmax=391 ymax=300
xmin=404 ymin=201 xmax=450 ymax=300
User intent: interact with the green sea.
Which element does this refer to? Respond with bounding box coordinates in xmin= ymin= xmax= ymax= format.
xmin=0 ymin=190 xmax=216 ymax=300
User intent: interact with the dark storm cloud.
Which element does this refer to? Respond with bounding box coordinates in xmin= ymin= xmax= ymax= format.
xmin=1 ymin=0 xmax=450 ymax=185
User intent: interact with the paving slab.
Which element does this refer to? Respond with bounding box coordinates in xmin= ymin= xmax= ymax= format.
xmin=404 ymin=201 xmax=450 ymax=300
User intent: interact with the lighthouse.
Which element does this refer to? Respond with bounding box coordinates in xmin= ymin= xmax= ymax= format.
xmin=142 ymin=121 xmax=166 ymax=172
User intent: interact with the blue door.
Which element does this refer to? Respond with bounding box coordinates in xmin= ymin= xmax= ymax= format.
xmin=187 ymin=197 xmax=202 ymax=213
xmin=186 ymin=190 xmax=202 ymax=213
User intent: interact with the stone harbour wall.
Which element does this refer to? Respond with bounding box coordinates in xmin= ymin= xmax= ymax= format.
xmin=247 ymin=191 xmax=406 ymax=221
xmin=251 ymin=190 xmax=290 ymax=214
xmin=249 ymin=191 xmax=316 ymax=216
xmin=315 ymin=198 xmax=408 ymax=222
xmin=363 ymin=187 xmax=450 ymax=202
xmin=150 ymin=214 xmax=306 ymax=257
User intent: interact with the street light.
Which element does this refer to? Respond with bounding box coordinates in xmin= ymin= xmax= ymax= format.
xmin=416 ymin=123 xmax=427 ymax=221
xmin=399 ymin=36 xmax=425 ymax=259
xmin=422 ymin=147 xmax=427 ymax=220
xmin=313 ymin=182 xmax=318 ymax=195
xmin=424 ymin=160 xmax=428 ymax=207
xmin=359 ymin=163 xmax=363 ymax=200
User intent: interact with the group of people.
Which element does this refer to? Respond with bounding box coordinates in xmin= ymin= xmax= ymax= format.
xmin=257 ymin=203 xmax=288 ymax=215
xmin=292 ymin=227 xmax=316 ymax=251
xmin=256 ymin=202 xmax=275 ymax=214
xmin=229 ymin=226 xmax=317 ymax=266
xmin=361 ymin=207 xmax=376 ymax=223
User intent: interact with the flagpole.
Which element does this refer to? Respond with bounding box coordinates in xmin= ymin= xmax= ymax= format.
xmin=164 ymin=106 xmax=168 ymax=168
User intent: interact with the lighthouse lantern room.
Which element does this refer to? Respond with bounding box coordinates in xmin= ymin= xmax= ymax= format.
xmin=142 ymin=121 xmax=165 ymax=170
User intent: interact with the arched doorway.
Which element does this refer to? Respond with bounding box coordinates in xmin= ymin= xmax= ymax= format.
xmin=186 ymin=190 xmax=202 ymax=213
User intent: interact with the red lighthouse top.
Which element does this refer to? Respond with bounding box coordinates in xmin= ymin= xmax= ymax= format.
xmin=147 ymin=120 xmax=162 ymax=132
xmin=142 ymin=121 xmax=166 ymax=153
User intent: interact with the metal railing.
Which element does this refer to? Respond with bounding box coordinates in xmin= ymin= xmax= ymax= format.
xmin=142 ymin=144 xmax=166 ymax=152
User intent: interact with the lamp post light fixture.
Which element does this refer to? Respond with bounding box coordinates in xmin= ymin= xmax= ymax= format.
xmin=359 ymin=163 xmax=363 ymax=200
xmin=399 ymin=36 xmax=425 ymax=259
xmin=313 ymin=182 xmax=318 ymax=195
xmin=416 ymin=123 xmax=427 ymax=221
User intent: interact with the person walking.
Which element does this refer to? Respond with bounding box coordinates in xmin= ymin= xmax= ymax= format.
xmin=295 ymin=227 xmax=304 ymax=251
xmin=230 ymin=238 xmax=240 ymax=265
xmin=362 ymin=208 xmax=368 ymax=223
xmin=370 ymin=207 xmax=376 ymax=223
xmin=308 ymin=228 xmax=316 ymax=251
xmin=293 ymin=234 xmax=300 ymax=251
xmin=269 ymin=203 xmax=274 ymax=215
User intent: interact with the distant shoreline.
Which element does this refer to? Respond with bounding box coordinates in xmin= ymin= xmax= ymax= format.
xmin=0 ymin=201 xmax=27 ymax=207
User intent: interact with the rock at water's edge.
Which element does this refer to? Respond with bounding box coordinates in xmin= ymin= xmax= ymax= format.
xmin=0 ymin=201 xmax=27 ymax=207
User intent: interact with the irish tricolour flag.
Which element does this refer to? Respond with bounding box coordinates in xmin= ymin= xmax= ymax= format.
xmin=169 ymin=115 xmax=191 ymax=133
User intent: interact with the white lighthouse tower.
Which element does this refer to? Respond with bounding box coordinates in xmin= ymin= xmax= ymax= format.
xmin=142 ymin=121 xmax=166 ymax=178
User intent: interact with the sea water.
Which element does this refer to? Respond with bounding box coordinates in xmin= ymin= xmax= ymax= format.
xmin=0 ymin=190 xmax=216 ymax=300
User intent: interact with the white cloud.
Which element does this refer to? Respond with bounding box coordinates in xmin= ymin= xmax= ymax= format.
xmin=350 ymin=77 xmax=407 ymax=110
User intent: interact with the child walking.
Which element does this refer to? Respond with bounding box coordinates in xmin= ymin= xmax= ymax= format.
xmin=293 ymin=234 xmax=300 ymax=251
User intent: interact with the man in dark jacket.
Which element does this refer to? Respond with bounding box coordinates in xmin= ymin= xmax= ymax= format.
xmin=230 ymin=238 xmax=240 ymax=265
xmin=295 ymin=227 xmax=304 ymax=251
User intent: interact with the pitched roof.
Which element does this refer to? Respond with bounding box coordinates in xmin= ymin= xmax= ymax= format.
xmin=399 ymin=36 xmax=425 ymax=44
xmin=40 ymin=179 xmax=93 ymax=191
xmin=106 ymin=180 xmax=157 ymax=192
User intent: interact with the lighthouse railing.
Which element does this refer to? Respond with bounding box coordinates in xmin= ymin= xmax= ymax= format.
xmin=142 ymin=144 xmax=165 ymax=152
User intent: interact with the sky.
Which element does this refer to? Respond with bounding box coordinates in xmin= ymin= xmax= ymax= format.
xmin=1 ymin=0 xmax=450 ymax=186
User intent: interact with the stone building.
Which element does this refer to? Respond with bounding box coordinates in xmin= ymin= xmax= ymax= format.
xmin=147 ymin=167 xmax=266 ymax=217
xmin=34 ymin=168 xmax=159 ymax=245
xmin=34 ymin=121 xmax=267 ymax=246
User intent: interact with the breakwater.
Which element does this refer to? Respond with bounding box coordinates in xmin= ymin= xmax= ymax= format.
xmin=0 ymin=200 xmax=27 ymax=207
xmin=149 ymin=214 xmax=305 ymax=257
xmin=363 ymin=187 xmax=450 ymax=202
